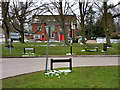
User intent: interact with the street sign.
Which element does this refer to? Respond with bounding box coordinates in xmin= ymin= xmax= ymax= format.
xmin=45 ymin=25 xmax=55 ymax=37
xmin=45 ymin=25 xmax=55 ymax=73
xmin=50 ymin=26 xmax=55 ymax=31
xmin=50 ymin=26 xmax=54 ymax=36
xmin=72 ymin=25 xmax=75 ymax=29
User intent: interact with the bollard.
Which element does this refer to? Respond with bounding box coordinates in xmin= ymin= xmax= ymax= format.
xmin=103 ymin=43 xmax=107 ymax=51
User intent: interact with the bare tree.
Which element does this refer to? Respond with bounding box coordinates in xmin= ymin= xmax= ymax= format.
xmin=103 ymin=1 xmax=111 ymax=47
xmin=9 ymin=0 xmax=46 ymax=43
xmin=59 ymin=0 xmax=68 ymax=45
xmin=1 ymin=0 xmax=12 ymax=47
xmin=78 ymin=0 xmax=91 ymax=44
xmin=95 ymin=0 xmax=120 ymax=46
xmin=103 ymin=1 xmax=120 ymax=47
xmin=42 ymin=0 xmax=77 ymax=45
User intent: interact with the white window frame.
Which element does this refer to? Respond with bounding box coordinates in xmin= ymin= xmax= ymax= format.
xmin=33 ymin=34 xmax=40 ymax=39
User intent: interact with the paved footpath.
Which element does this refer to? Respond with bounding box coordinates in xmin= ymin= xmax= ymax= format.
xmin=1 ymin=56 xmax=119 ymax=79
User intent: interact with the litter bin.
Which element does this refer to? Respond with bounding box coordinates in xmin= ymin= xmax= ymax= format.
xmin=103 ymin=43 xmax=107 ymax=51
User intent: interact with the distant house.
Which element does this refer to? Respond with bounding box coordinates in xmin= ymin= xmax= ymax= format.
xmin=0 ymin=26 xmax=4 ymax=35
xmin=0 ymin=26 xmax=5 ymax=42
xmin=32 ymin=15 xmax=77 ymax=42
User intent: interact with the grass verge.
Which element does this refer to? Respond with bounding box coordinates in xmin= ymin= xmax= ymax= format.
xmin=2 ymin=66 xmax=119 ymax=88
xmin=1 ymin=42 xmax=119 ymax=57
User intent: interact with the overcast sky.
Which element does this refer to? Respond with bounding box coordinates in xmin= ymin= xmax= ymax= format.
xmin=0 ymin=0 xmax=119 ymax=26
xmin=33 ymin=0 xmax=119 ymax=4
xmin=6 ymin=0 xmax=119 ymax=4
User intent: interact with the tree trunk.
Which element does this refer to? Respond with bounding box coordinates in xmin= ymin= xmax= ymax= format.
xmin=59 ymin=1 xmax=69 ymax=45
xmin=81 ymin=17 xmax=85 ymax=44
xmin=79 ymin=2 xmax=85 ymax=44
xmin=2 ymin=23 xmax=9 ymax=47
xmin=107 ymin=13 xmax=112 ymax=47
xmin=56 ymin=32 xmax=59 ymax=41
xmin=2 ymin=2 xmax=10 ymax=47
xmin=103 ymin=2 xmax=111 ymax=47
xmin=20 ymin=22 xmax=24 ymax=43
xmin=62 ymin=22 xmax=68 ymax=45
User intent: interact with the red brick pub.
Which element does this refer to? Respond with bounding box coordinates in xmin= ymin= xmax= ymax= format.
xmin=32 ymin=15 xmax=77 ymax=42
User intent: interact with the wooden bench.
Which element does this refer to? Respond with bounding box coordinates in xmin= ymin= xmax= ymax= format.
xmin=24 ymin=48 xmax=35 ymax=54
xmin=51 ymin=58 xmax=72 ymax=70
xmin=84 ymin=45 xmax=99 ymax=52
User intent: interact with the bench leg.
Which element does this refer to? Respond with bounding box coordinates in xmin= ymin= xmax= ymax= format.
xmin=85 ymin=48 xmax=87 ymax=51
xmin=51 ymin=59 xmax=53 ymax=70
xmin=24 ymin=48 xmax=25 ymax=53
xmin=34 ymin=48 xmax=35 ymax=54
xmin=97 ymin=48 xmax=98 ymax=51
xmin=70 ymin=58 xmax=72 ymax=70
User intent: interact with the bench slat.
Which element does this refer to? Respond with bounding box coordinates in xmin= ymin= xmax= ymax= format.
xmin=25 ymin=48 xmax=34 ymax=50
xmin=24 ymin=48 xmax=35 ymax=53
xmin=51 ymin=58 xmax=72 ymax=70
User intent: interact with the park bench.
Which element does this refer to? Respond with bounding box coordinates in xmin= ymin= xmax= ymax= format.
xmin=51 ymin=58 xmax=72 ymax=70
xmin=84 ymin=44 xmax=99 ymax=52
xmin=24 ymin=48 xmax=35 ymax=54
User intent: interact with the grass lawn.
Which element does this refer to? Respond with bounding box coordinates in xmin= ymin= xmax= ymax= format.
xmin=2 ymin=66 xmax=119 ymax=88
xmin=1 ymin=42 xmax=119 ymax=57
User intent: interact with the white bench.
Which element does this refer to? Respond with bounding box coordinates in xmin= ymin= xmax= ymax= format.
xmin=24 ymin=48 xmax=35 ymax=54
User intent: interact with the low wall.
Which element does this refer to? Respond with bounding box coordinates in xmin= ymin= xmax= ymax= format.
xmin=96 ymin=38 xmax=120 ymax=43
xmin=0 ymin=38 xmax=5 ymax=42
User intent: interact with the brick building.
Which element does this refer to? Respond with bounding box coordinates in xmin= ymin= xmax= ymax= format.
xmin=32 ymin=15 xmax=77 ymax=42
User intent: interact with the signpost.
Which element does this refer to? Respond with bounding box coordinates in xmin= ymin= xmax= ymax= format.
xmin=45 ymin=26 xmax=50 ymax=73
xmin=8 ymin=32 xmax=11 ymax=53
xmin=70 ymin=22 xmax=73 ymax=55
xmin=69 ymin=22 xmax=76 ymax=55
xmin=45 ymin=25 xmax=54 ymax=73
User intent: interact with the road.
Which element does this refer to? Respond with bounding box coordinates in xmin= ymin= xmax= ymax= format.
xmin=1 ymin=56 xmax=119 ymax=79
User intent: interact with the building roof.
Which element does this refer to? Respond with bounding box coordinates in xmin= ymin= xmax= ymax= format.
xmin=32 ymin=15 xmax=77 ymax=25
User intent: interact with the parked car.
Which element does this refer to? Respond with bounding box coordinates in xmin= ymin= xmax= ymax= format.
xmin=78 ymin=37 xmax=87 ymax=43
xmin=0 ymin=34 xmax=5 ymax=38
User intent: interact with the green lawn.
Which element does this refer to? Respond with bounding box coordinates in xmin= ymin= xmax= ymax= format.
xmin=1 ymin=42 xmax=119 ymax=57
xmin=2 ymin=66 xmax=119 ymax=88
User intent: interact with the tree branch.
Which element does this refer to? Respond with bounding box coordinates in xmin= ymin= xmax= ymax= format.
xmin=112 ymin=13 xmax=120 ymax=18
